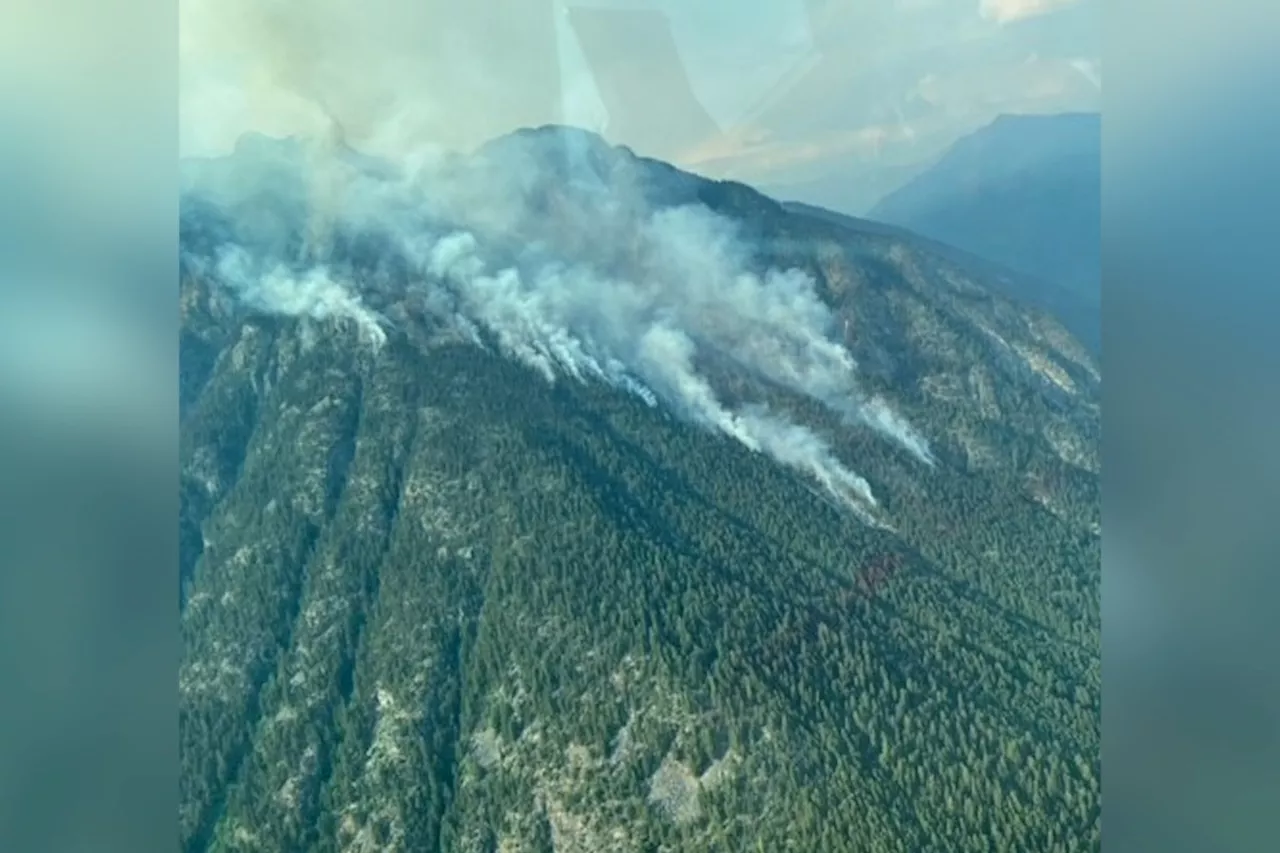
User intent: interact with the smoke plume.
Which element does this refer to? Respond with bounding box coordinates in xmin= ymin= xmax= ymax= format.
xmin=415 ymin=221 xmax=883 ymax=513
xmin=214 ymin=245 xmax=387 ymax=350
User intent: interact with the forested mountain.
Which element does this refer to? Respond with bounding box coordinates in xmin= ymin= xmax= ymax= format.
xmin=868 ymin=113 xmax=1101 ymax=354
xmin=782 ymin=200 xmax=1101 ymax=363
xmin=180 ymin=126 xmax=1100 ymax=853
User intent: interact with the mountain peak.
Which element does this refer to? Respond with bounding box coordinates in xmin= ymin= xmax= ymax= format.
xmin=478 ymin=124 xmax=628 ymax=165
xmin=962 ymin=112 xmax=1100 ymax=159
xmin=473 ymin=124 xmax=636 ymax=192
xmin=489 ymin=123 xmax=618 ymax=150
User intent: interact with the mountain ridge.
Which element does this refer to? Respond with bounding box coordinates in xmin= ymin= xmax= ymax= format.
xmin=868 ymin=112 xmax=1101 ymax=353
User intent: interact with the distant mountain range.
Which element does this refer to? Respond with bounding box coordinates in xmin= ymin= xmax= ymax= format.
xmin=180 ymin=126 xmax=1099 ymax=853
xmin=761 ymin=158 xmax=930 ymax=222
xmin=868 ymin=113 xmax=1100 ymax=353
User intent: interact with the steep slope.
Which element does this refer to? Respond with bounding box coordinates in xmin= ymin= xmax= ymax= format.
xmin=868 ymin=113 xmax=1101 ymax=353
xmin=180 ymin=126 xmax=1100 ymax=853
xmin=782 ymin=200 xmax=1101 ymax=366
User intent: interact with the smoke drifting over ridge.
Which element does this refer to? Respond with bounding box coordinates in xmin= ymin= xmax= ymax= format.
xmin=180 ymin=1 xmax=933 ymax=517
xmin=183 ymin=129 xmax=932 ymax=518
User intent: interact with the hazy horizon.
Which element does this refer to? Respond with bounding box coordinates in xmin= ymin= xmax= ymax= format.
xmin=180 ymin=0 xmax=1099 ymax=213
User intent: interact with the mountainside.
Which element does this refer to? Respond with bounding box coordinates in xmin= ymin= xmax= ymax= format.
xmin=782 ymin=200 xmax=1101 ymax=362
xmin=180 ymin=126 xmax=1100 ymax=853
xmin=868 ymin=113 xmax=1101 ymax=353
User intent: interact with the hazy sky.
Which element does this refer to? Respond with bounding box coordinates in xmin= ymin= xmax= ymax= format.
xmin=180 ymin=0 xmax=1099 ymax=209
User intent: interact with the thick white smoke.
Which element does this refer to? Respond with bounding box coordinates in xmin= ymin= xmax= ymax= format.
xmin=639 ymin=207 xmax=935 ymax=465
xmin=416 ymin=223 xmax=884 ymax=513
xmin=861 ymin=396 xmax=936 ymax=466
xmin=215 ymin=245 xmax=388 ymax=349
xmin=193 ymin=132 xmax=935 ymax=517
